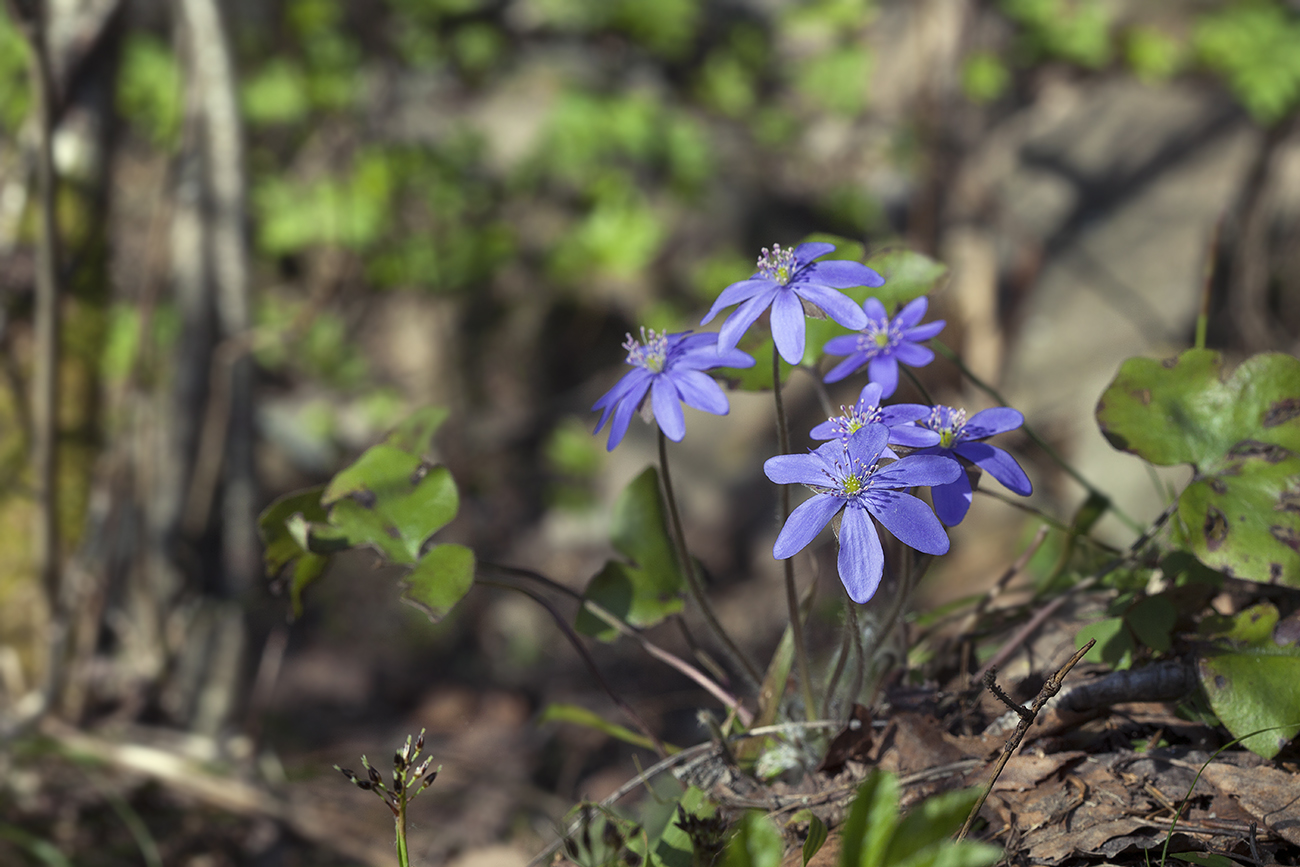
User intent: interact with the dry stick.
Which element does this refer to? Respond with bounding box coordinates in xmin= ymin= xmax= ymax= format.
xmin=480 ymin=562 xmax=752 ymax=726
xmin=771 ymin=348 xmax=818 ymax=722
xmin=658 ymin=431 xmax=763 ymax=690
xmin=956 ymin=639 xmax=1094 ymax=843
xmin=476 ymin=577 xmax=669 ymax=758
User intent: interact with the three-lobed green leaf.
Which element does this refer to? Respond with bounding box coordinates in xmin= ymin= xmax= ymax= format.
xmin=1096 ymin=349 xmax=1300 ymax=584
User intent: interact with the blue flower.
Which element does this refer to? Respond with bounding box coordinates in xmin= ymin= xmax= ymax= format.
xmin=701 ymin=242 xmax=880 ymax=365
xmin=823 ymin=297 xmax=945 ymax=397
xmin=763 ymin=425 xmax=961 ymax=603
xmin=810 ymin=382 xmax=941 ymax=451
xmin=592 ymin=329 xmax=755 ymax=451
xmin=915 ymin=406 xmax=1033 ymax=526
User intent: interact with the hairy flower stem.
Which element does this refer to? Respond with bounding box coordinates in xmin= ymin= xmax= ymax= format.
xmin=772 ymin=348 xmax=818 ymax=723
xmin=396 ymin=797 xmax=409 ymax=867
xmin=658 ymin=432 xmax=763 ymax=691
xmin=931 ymin=340 xmax=1142 ymax=533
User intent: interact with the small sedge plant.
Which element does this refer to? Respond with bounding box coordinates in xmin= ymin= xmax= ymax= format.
xmin=335 ymin=729 xmax=440 ymax=867
xmin=261 ymin=234 xmax=1300 ymax=865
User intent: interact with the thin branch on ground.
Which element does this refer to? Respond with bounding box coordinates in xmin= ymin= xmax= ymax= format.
xmin=957 ymin=640 xmax=1094 ymax=842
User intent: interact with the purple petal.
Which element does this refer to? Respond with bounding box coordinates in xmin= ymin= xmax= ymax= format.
xmin=823 ymin=334 xmax=861 ymax=356
xmin=798 ymin=260 xmax=885 ymax=289
xmin=837 ymin=505 xmax=884 ymax=603
xmin=954 ymin=442 xmax=1032 ymax=495
xmin=868 ymin=355 xmax=899 ymax=398
xmin=795 ymin=283 xmax=869 ymax=330
xmin=846 ymin=424 xmax=890 ymax=466
xmin=879 ymin=402 xmax=929 ymax=424
xmin=792 ymin=242 xmax=836 ymax=266
xmin=700 ymin=279 xmax=776 ymax=325
xmin=764 ymin=451 xmax=831 ymax=487
xmin=809 ymin=419 xmax=838 ymax=440
xmin=673 ymin=369 xmax=730 ymax=416
xmin=773 ymin=493 xmax=843 ymax=559
xmin=892 ymin=342 xmax=935 ymax=367
xmin=717 ymin=289 xmax=777 ymax=353
xmin=863 ymin=297 xmax=888 ymax=324
xmin=887 ymin=424 xmax=942 ymax=448
xmin=872 ymin=454 xmax=962 ymax=488
xmin=864 ymin=489 xmax=950 ymax=555
xmin=904 ymin=320 xmax=945 ymax=341
xmin=676 ymin=344 xmax=756 ymax=370
xmin=964 ymin=407 xmax=1025 ymax=439
xmin=593 ymin=369 xmax=651 ymax=430
xmin=855 ymin=382 xmax=884 ymax=410
xmin=651 ymin=377 xmax=685 ymax=441
xmin=896 ymin=296 xmax=929 ymax=328
xmin=604 ymin=390 xmax=642 ymax=451
xmin=823 ymin=353 xmax=866 ymax=384
xmin=770 ymin=289 xmax=807 ymax=364
xmin=930 ymin=474 xmax=972 ymax=526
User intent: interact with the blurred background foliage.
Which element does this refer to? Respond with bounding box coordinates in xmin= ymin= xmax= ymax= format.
xmin=0 ymin=0 xmax=1299 ymax=862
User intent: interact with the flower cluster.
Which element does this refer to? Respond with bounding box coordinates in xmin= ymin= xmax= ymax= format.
xmin=591 ymin=241 xmax=1032 ymax=604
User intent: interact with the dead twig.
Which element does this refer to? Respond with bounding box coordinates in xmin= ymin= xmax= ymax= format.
xmin=956 ymin=639 xmax=1094 ymax=842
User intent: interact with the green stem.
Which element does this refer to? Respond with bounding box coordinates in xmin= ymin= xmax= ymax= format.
xmin=1195 ymin=216 xmax=1221 ymax=351
xmin=772 ymin=347 xmax=818 ymax=723
xmin=932 ymin=340 xmax=1143 ymax=533
xmin=396 ymin=794 xmax=409 ymax=867
xmin=658 ymin=432 xmax=763 ymax=691
xmin=899 ymin=366 xmax=934 ymax=405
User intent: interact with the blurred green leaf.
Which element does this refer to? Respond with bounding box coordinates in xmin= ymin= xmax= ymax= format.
xmin=723 ymin=812 xmax=783 ymax=867
xmin=117 ymin=35 xmax=182 ymax=147
xmin=0 ymin=10 xmax=30 ymax=133
xmin=839 ymin=770 xmax=899 ymax=867
xmin=1125 ymin=595 xmax=1176 ymax=653
xmin=1078 ymin=616 xmax=1134 ymax=669
xmin=961 ymin=52 xmax=1010 ymax=103
xmin=699 ymin=52 xmax=756 ymax=118
xmin=545 ymin=420 xmax=603 ymax=478
xmin=1124 ymin=26 xmax=1184 ymax=83
xmin=257 ymin=486 xmax=331 ymax=618
xmin=611 ymin=0 xmax=700 ymax=58
xmin=1195 ymin=1 xmax=1300 ymax=126
xmin=1002 ymin=0 xmax=1114 ymax=68
xmin=800 ymin=813 xmax=828 ymax=867
xmin=242 ymin=59 xmax=311 ymax=126
xmin=794 ymin=46 xmax=872 ymax=116
xmin=882 ymin=786 xmax=984 ymax=866
xmin=576 ymin=467 xmax=685 ymax=640
xmin=401 ymin=542 xmax=475 ymax=622
xmin=538 ymin=702 xmax=676 ymax=753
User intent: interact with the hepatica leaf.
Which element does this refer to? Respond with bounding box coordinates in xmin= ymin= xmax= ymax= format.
xmin=1198 ymin=648 xmax=1300 ymax=760
xmin=1096 ymin=350 xmax=1300 ymax=584
xmin=322 ymin=444 xmax=459 ymax=564
xmin=576 ymin=466 xmax=685 ymax=640
xmin=257 ymin=485 xmax=330 ymax=618
xmin=1198 ymin=602 xmax=1300 ymax=760
xmin=401 ymin=542 xmax=475 ymax=623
